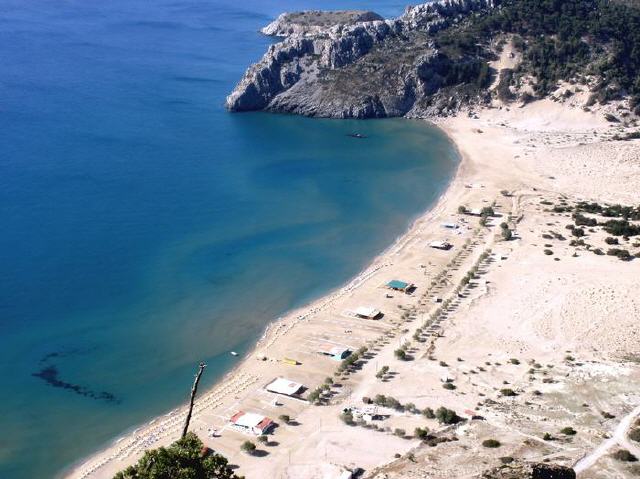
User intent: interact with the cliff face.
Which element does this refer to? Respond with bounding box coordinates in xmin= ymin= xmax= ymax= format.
xmin=225 ymin=0 xmax=498 ymax=118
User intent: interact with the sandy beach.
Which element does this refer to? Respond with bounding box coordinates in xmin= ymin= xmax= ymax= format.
xmin=64 ymin=99 xmax=640 ymax=479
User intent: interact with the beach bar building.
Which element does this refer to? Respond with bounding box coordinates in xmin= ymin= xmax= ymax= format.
xmin=355 ymin=306 xmax=382 ymax=319
xmin=229 ymin=411 xmax=274 ymax=435
xmin=429 ymin=240 xmax=452 ymax=250
xmin=386 ymin=280 xmax=414 ymax=293
xmin=441 ymin=222 xmax=459 ymax=229
xmin=266 ymin=377 xmax=304 ymax=397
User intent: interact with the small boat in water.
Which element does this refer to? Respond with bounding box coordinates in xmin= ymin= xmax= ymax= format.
xmin=347 ymin=132 xmax=367 ymax=139
xmin=230 ymin=351 xmax=238 ymax=356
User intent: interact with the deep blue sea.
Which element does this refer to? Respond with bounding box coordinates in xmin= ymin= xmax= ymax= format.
xmin=0 ymin=1 xmax=458 ymax=477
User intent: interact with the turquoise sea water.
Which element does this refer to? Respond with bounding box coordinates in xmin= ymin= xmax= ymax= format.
xmin=0 ymin=1 xmax=459 ymax=477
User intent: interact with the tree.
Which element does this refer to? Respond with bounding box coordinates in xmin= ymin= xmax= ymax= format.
xmin=501 ymin=223 xmax=513 ymax=240
xmin=241 ymin=440 xmax=257 ymax=455
xmin=113 ymin=433 xmax=239 ymax=479
xmin=278 ymin=414 xmax=291 ymax=424
xmin=340 ymin=411 xmax=355 ymax=425
xmin=394 ymin=349 xmax=407 ymax=360
xmin=308 ymin=389 xmax=321 ymax=404
xmin=480 ymin=206 xmax=495 ymax=217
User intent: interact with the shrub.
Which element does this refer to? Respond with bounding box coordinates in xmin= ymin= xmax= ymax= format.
xmin=543 ymin=433 xmax=554 ymax=441
xmin=573 ymin=213 xmax=597 ymax=227
xmin=603 ymin=219 xmax=640 ymax=237
xmin=435 ymin=407 xmax=461 ymax=425
xmin=509 ymin=358 xmax=520 ymax=365
xmin=612 ymin=449 xmax=638 ymax=462
xmin=560 ymin=427 xmax=577 ymax=436
xmin=500 ymin=388 xmax=517 ymax=397
xmin=605 ymin=236 xmax=619 ymax=245
xmin=423 ymin=407 xmax=436 ymax=419
xmin=607 ymin=248 xmax=632 ymax=260
xmin=482 ymin=439 xmax=501 ymax=448
xmin=414 ymin=427 xmax=430 ymax=440
xmin=543 ymin=249 xmax=553 ymax=255
xmin=572 ymin=228 xmax=585 ymax=237
xmin=500 ymin=456 xmax=514 ymax=464
xmin=257 ymin=435 xmax=268 ymax=444
xmin=629 ymin=428 xmax=640 ymax=442
xmin=374 ymin=394 xmax=387 ymax=406
xmin=458 ymin=205 xmax=468 ymax=214
xmin=394 ymin=428 xmax=406 ymax=437
xmin=442 ymin=382 xmax=457 ymax=390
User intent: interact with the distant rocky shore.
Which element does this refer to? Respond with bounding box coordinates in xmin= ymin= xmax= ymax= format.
xmin=260 ymin=10 xmax=383 ymax=37
xmin=226 ymin=0 xmax=497 ymax=118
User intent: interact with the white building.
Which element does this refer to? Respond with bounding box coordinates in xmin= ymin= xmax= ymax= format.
xmin=355 ymin=306 xmax=382 ymax=319
xmin=266 ymin=377 xmax=304 ymax=397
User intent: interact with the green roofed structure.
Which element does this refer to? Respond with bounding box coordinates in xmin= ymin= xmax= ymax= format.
xmin=386 ymin=280 xmax=414 ymax=293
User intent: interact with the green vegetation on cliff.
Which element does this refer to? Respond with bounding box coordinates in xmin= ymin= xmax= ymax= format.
xmin=437 ymin=0 xmax=640 ymax=104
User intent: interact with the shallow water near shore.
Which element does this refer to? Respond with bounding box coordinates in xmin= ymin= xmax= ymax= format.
xmin=0 ymin=0 xmax=458 ymax=477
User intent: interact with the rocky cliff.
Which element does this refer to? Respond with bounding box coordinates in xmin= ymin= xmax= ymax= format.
xmin=225 ymin=0 xmax=498 ymax=118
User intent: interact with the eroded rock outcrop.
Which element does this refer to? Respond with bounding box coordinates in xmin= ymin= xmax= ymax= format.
xmin=225 ymin=0 xmax=498 ymax=118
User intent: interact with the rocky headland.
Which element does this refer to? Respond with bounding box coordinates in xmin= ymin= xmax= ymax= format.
xmin=226 ymin=0 xmax=497 ymax=118
xmin=260 ymin=10 xmax=384 ymax=37
xmin=227 ymin=0 xmax=640 ymax=122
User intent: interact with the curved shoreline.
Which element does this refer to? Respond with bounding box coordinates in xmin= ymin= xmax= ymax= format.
xmin=63 ymin=100 xmax=640 ymax=479
xmin=60 ymin=120 xmax=464 ymax=479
